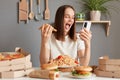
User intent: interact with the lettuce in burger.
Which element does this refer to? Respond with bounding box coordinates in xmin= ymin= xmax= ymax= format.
xmin=72 ymin=66 xmax=92 ymax=78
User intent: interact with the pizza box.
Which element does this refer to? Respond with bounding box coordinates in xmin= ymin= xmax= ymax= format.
xmin=0 ymin=68 xmax=35 ymax=78
xmin=114 ymin=71 xmax=120 ymax=78
xmin=94 ymin=68 xmax=120 ymax=78
xmin=99 ymin=64 xmax=120 ymax=71
xmin=0 ymin=61 xmax=32 ymax=72
xmin=0 ymin=47 xmax=32 ymax=72
xmin=0 ymin=52 xmax=31 ymax=66
xmin=0 ymin=66 xmax=10 ymax=72
xmin=11 ymin=61 xmax=32 ymax=71
xmin=94 ymin=68 xmax=114 ymax=78
xmin=0 ymin=70 xmax=25 ymax=78
xmin=99 ymin=56 xmax=120 ymax=65
xmin=11 ymin=53 xmax=31 ymax=65
xmin=0 ymin=60 xmax=10 ymax=67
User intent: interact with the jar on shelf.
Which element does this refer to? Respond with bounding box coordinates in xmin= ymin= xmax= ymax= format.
xmin=75 ymin=12 xmax=85 ymax=21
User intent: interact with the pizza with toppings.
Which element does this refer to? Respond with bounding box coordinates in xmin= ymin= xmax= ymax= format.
xmin=0 ymin=53 xmax=25 ymax=61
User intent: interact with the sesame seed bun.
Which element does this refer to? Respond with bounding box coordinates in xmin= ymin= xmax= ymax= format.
xmin=58 ymin=67 xmax=74 ymax=72
xmin=74 ymin=66 xmax=92 ymax=72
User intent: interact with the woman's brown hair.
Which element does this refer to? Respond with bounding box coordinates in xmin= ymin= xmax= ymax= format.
xmin=54 ymin=5 xmax=76 ymax=41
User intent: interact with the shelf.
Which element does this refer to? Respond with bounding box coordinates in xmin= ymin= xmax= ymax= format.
xmin=76 ymin=20 xmax=111 ymax=36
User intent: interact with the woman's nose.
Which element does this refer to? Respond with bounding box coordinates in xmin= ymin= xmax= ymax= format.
xmin=68 ymin=17 xmax=74 ymax=22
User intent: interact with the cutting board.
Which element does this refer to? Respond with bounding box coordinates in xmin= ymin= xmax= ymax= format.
xmin=18 ymin=0 xmax=28 ymax=23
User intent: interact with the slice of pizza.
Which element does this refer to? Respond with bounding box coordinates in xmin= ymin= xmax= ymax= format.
xmin=1 ymin=53 xmax=25 ymax=61
xmin=10 ymin=53 xmax=25 ymax=59
xmin=0 ymin=53 xmax=5 ymax=61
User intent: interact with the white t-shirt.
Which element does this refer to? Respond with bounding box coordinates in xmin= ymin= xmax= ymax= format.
xmin=47 ymin=33 xmax=85 ymax=59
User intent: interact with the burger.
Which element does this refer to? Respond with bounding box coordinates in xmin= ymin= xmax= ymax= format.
xmin=58 ymin=67 xmax=74 ymax=72
xmin=72 ymin=66 xmax=92 ymax=78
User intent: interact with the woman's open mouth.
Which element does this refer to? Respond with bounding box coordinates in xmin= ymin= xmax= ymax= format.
xmin=65 ymin=23 xmax=71 ymax=31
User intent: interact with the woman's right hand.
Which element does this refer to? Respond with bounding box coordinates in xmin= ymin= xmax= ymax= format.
xmin=40 ymin=24 xmax=56 ymax=44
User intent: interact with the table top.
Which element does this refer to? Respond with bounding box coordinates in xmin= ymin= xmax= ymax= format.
xmin=0 ymin=72 xmax=119 ymax=80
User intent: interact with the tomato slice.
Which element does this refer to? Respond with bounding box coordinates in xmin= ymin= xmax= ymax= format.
xmin=75 ymin=60 xmax=79 ymax=64
xmin=57 ymin=55 xmax=63 ymax=59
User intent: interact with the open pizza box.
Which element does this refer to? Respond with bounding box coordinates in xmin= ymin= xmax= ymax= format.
xmin=0 ymin=47 xmax=31 ymax=66
xmin=0 ymin=47 xmax=34 ymax=78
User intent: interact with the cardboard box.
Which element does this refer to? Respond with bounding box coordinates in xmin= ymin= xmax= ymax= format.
xmin=0 ymin=47 xmax=34 ymax=78
xmin=0 ymin=66 xmax=10 ymax=72
xmin=0 ymin=62 xmax=32 ymax=72
xmin=11 ymin=61 xmax=32 ymax=71
xmin=99 ymin=56 xmax=120 ymax=65
xmin=99 ymin=64 xmax=120 ymax=71
xmin=0 ymin=68 xmax=35 ymax=78
xmin=114 ymin=71 xmax=120 ymax=78
xmin=94 ymin=56 xmax=120 ymax=78
xmin=0 ymin=60 xmax=10 ymax=67
xmin=0 ymin=70 xmax=25 ymax=78
xmin=94 ymin=68 xmax=113 ymax=78
xmin=94 ymin=68 xmax=120 ymax=78
xmin=0 ymin=47 xmax=32 ymax=72
xmin=0 ymin=52 xmax=31 ymax=66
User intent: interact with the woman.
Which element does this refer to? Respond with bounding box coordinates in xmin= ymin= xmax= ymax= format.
xmin=40 ymin=5 xmax=92 ymax=66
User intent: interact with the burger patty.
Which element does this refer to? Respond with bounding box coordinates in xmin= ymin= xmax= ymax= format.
xmin=72 ymin=70 xmax=91 ymax=76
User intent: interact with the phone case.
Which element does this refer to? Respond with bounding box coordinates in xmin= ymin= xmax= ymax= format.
xmin=82 ymin=21 xmax=91 ymax=31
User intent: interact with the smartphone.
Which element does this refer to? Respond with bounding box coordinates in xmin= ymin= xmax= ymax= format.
xmin=82 ymin=21 xmax=91 ymax=31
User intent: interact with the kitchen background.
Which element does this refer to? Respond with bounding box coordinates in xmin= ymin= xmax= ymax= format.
xmin=0 ymin=0 xmax=120 ymax=67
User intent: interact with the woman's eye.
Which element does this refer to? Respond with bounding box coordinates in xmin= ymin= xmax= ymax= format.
xmin=64 ymin=15 xmax=75 ymax=20
xmin=64 ymin=15 xmax=69 ymax=18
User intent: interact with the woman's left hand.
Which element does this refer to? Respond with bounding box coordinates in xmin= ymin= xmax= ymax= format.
xmin=79 ymin=28 xmax=92 ymax=48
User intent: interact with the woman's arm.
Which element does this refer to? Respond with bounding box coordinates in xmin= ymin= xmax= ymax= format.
xmin=39 ymin=24 xmax=54 ymax=65
xmin=40 ymin=40 xmax=50 ymax=65
xmin=78 ymin=28 xmax=92 ymax=66
xmin=77 ymin=46 xmax=91 ymax=66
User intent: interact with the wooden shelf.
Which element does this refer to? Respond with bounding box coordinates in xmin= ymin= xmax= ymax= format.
xmin=76 ymin=20 xmax=111 ymax=36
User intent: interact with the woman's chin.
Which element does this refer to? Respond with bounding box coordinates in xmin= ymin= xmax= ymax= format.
xmin=64 ymin=30 xmax=70 ymax=33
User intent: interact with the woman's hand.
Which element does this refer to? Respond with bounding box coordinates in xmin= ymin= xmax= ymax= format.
xmin=79 ymin=28 xmax=92 ymax=48
xmin=40 ymin=24 xmax=55 ymax=44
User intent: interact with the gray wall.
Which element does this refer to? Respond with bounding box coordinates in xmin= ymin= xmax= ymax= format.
xmin=0 ymin=0 xmax=120 ymax=67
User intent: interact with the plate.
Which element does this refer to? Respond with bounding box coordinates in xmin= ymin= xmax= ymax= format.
xmin=68 ymin=73 xmax=95 ymax=79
